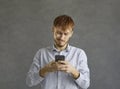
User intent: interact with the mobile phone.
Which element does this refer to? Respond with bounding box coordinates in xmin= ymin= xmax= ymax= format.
xmin=55 ymin=55 xmax=65 ymax=62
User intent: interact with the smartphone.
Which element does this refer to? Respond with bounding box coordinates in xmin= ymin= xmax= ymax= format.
xmin=55 ymin=55 xmax=65 ymax=62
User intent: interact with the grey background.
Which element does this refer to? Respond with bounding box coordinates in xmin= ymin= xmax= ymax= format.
xmin=0 ymin=0 xmax=120 ymax=89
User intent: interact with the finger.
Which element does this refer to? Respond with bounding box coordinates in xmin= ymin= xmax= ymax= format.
xmin=60 ymin=66 xmax=71 ymax=73
xmin=58 ymin=66 xmax=66 ymax=71
xmin=57 ymin=65 xmax=68 ymax=70
xmin=51 ymin=61 xmax=57 ymax=65
xmin=58 ymin=61 xmax=67 ymax=64
xmin=59 ymin=67 xmax=70 ymax=73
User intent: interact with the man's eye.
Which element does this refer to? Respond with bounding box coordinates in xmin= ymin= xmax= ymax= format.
xmin=64 ymin=33 xmax=68 ymax=35
xmin=56 ymin=32 xmax=62 ymax=35
xmin=57 ymin=32 xmax=61 ymax=34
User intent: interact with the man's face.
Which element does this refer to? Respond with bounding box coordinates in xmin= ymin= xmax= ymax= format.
xmin=53 ymin=26 xmax=73 ymax=47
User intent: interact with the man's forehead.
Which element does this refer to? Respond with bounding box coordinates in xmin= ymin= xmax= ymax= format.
xmin=54 ymin=27 xmax=72 ymax=32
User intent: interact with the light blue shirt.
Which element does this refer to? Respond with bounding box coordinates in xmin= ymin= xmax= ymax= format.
xmin=26 ymin=45 xmax=90 ymax=89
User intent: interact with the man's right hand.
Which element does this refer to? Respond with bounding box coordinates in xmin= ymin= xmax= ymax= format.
xmin=39 ymin=61 xmax=59 ymax=77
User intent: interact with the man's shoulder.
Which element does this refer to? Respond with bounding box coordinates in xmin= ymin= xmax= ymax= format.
xmin=37 ymin=46 xmax=51 ymax=52
xmin=70 ymin=45 xmax=84 ymax=52
xmin=70 ymin=45 xmax=87 ymax=56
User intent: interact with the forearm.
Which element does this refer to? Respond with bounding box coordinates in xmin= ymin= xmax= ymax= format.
xmin=75 ymin=71 xmax=90 ymax=89
xmin=26 ymin=60 xmax=44 ymax=87
xmin=26 ymin=70 xmax=44 ymax=87
xmin=75 ymin=50 xmax=90 ymax=89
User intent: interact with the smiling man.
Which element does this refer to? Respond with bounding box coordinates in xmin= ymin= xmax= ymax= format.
xmin=26 ymin=15 xmax=90 ymax=89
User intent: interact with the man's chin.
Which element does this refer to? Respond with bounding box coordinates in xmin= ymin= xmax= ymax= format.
xmin=56 ymin=44 xmax=64 ymax=47
xmin=57 ymin=43 xmax=67 ymax=47
xmin=55 ymin=40 xmax=68 ymax=48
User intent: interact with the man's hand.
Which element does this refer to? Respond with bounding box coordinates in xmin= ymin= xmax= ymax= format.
xmin=39 ymin=61 xmax=59 ymax=77
xmin=57 ymin=61 xmax=80 ymax=79
xmin=39 ymin=60 xmax=80 ymax=79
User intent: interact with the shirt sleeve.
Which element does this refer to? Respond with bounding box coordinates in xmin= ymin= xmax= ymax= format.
xmin=75 ymin=50 xmax=90 ymax=89
xmin=26 ymin=50 xmax=44 ymax=87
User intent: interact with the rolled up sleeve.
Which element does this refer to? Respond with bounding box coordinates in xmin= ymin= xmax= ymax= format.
xmin=26 ymin=50 xmax=44 ymax=87
xmin=75 ymin=50 xmax=90 ymax=89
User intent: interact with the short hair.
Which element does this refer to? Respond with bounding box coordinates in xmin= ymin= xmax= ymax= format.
xmin=53 ymin=15 xmax=75 ymax=31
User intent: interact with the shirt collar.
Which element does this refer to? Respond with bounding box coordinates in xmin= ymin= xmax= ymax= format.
xmin=52 ymin=44 xmax=71 ymax=52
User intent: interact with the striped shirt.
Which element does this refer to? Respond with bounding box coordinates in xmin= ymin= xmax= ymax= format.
xmin=26 ymin=45 xmax=90 ymax=89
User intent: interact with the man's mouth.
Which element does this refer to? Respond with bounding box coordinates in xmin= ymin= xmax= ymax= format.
xmin=58 ymin=39 xmax=65 ymax=42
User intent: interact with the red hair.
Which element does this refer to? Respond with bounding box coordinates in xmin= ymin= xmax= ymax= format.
xmin=53 ymin=15 xmax=74 ymax=31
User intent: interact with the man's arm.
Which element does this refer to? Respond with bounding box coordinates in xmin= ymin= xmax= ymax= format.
xmin=26 ymin=51 xmax=44 ymax=87
xmin=75 ymin=50 xmax=90 ymax=89
xmin=57 ymin=50 xmax=90 ymax=89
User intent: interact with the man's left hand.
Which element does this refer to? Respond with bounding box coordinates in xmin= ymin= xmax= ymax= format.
xmin=57 ymin=61 xmax=80 ymax=79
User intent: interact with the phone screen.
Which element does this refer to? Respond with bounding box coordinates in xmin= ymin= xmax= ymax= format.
xmin=55 ymin=55 xmax=65 ymax=62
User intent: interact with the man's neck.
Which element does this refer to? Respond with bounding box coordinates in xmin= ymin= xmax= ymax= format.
xmin=54 ymin=44 xmax=68 ymax=51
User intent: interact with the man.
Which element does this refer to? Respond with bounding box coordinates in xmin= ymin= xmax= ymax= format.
xmin=26 ymin=15 xmax=90 ymax=89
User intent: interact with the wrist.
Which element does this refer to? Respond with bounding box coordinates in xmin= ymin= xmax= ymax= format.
xmin=71 ymin=70 xmax=80 ymax=79
xmin=39 ymin=67 xmax=48 ymax=77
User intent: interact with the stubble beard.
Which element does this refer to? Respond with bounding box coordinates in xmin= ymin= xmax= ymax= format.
xmin=54 ymin=39 xmax=68 ymax=49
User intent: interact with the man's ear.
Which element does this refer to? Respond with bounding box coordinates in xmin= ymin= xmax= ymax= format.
xmin=70 ymin=31 xmax=73 ymax=37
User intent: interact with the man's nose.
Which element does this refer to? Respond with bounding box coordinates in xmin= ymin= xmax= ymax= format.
xmin=60 ymin=34 xmax=65 ymax=39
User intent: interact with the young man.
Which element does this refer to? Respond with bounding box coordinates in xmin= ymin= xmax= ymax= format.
xmin=26 ymin=15 xmax=90 ymax=89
